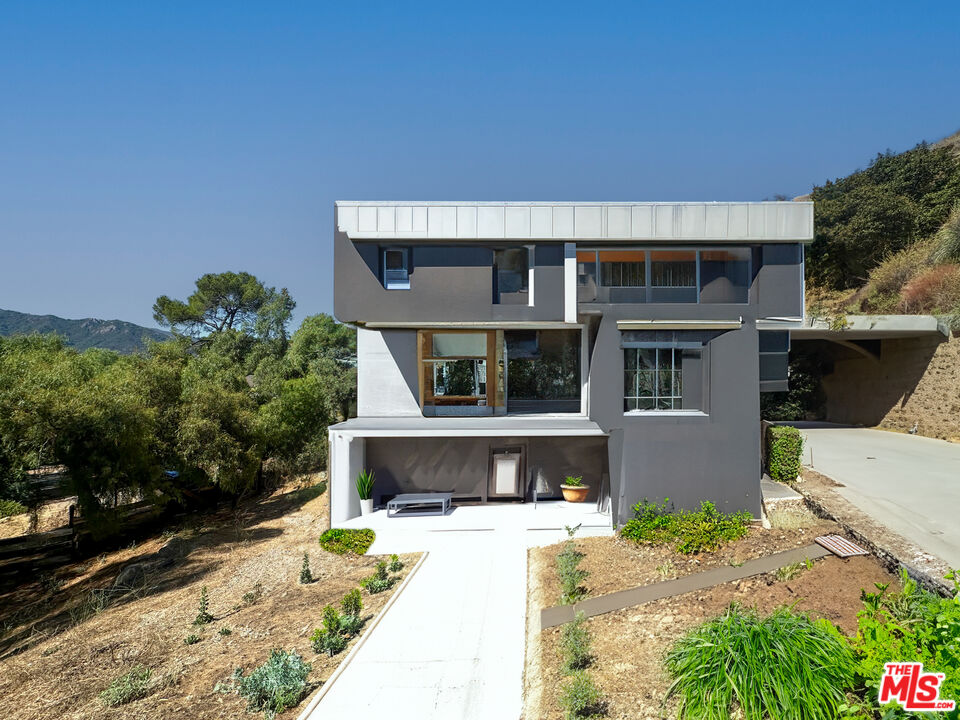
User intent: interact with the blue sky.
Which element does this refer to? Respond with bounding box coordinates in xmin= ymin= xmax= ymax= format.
xmin=1 ymin=1 xmax=958 ymax=329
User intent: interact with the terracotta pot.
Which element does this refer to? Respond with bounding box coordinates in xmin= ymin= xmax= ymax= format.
xmin=560 ymin=484 xmax=590 ymax=503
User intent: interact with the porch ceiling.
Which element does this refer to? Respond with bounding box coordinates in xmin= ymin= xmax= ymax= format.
xmin=328 ymin=415 xmax=607 ymax=438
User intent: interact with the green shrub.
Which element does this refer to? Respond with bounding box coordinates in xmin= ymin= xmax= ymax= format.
xmin=556 ymin=525 xmax=588 ymax=605
xmin=319 ymin=528 xmax=375 ymax=555
xmin=299 ymin=552 xmax=313 ymax=584
xmin=665 ymin=604 xmax=856 ymax=720
xmin=184 ymin=633 xmax=201 ymax=645
xmin=0 ymin=499 xmax=27 ymax=518
xmin=341 ymin=588 xmax=363 ymax=618
xmin=620 ymin=499 xmax=751 ymax=554
xmin=558 ymin=670 xmax=604 ymax=720
xmin=219 ymin=626 xmax=232 ymax=636
xmin=560 ymin=611 xmax=592 ymax=673
xmin=232 ymin=649 xmax=311 ymax=718
xmin=194 ymin=585 xmax=214 ymax=625
xmin=852 ymin=572 xmax=960 ymax=715
xmin=389 ymin=553 xmax=404 ymax=573
xmin=867 ymin=239 xmax=935 ymax=295
xmin=360 ymin=561 xmax=395 ymax=594
xmin=766 ymin=425 xmax=804 ymax=483
xmin=99 ymin=665 xmax=152 ymax=706
xmin=563 ymin=475 xmax=584 ymax=487
xmin=242 ymin=582 xmax=264 ymax=606
xmin=310 ymin=606 xmax=348 ymax=656
xmin=339 ymin=612 xmax=364 ymax=637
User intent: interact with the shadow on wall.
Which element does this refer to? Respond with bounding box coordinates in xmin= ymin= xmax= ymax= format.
xmin=814 ymin=334 xmax=956 ymax=436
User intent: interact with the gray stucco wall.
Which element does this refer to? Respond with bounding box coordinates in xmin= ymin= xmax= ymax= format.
xmin=364 ymin=435 xmax=607 ymax=503
xmin=334 ymin=227 xmax=567 ymax=323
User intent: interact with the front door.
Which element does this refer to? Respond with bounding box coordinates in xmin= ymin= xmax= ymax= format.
xmin=488 ymin=446 xmax=524 ymax=499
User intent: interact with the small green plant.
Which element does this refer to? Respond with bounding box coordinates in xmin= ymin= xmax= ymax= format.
xmin=775 ymin=558 xmax=814 ymax=582
xmin=194 ymin=585 xmax=214 ymax=625
xmin=184 ymin=633 xmax=201 ymax=645
xmin=563 ymin=475 xmax=584 ymax=487
xmin=361 ymin=561 xmax=395 ymax=594
xmin=0 ymin=498 xmax=27 ymax=518
xmin=620 ymin=498 xmax=751 ymax=554
xmin=656 ymin=561 xmax=676 ymax=580
xmin=389 ymin=553 xmax=404 ymax=573
xmin=319 ymin=528 xmax=376 ymax=555
xmin=232 ymin=649 xmax=311 ymax=718
xmin=560 ymin=612 xmax=592 ymax=673
xmin=299 ymin=552 xmax=313 ymax=584
xmin=556 ymin=525 xmax=588 ymax=605
xmin=219 ymin=626 xmax=232 ymax=636
xmin=242 ymin=582 xmax=264 ymax=606
xmin=310 ymin=606 xmax=348 ymax=656
xmin=665 ymin=604 xmax=856 ymax=720
xmin=766 ymin=425 xmax=804 ymax=483
xmin=339 ymin=612 xmax=364 ymax=637
xmin=355 ymin=468 xmax=375 ymax=500
xmin=558 ymin=670 xmax=604 ymax=720
xmin=99 ymin=665 xmax=152 ymax=707
xmin=341 ymin=588 xmax=363 ymax=618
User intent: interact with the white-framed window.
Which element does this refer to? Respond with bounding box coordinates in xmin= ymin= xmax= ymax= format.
xmin=383 ymin=248 xmax=410 ymax=290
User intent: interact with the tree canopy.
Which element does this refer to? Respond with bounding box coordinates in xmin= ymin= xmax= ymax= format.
xmin=0 ymin=273 xmax=356 ymax=530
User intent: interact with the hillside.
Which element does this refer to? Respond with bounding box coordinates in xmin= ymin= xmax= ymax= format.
xmin=0 ymin=308 xmax=170 ymax=352
xmin=804 ymin=129 xmax=960 ymax=324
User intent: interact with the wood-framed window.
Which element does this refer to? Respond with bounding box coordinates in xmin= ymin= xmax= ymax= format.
xmin=418 ymin=330 xmax=504 ymax=410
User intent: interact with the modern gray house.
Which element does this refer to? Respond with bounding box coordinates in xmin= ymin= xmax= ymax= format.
xmin=328 ymin=202 xmax=812 ymax=526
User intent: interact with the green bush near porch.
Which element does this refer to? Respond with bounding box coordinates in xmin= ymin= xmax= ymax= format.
xmin=620 ymin=499 xmax=751 ymax=554
xmin=318 ymin=528 xmax=375 ymax=555
xmin=766 ymin=425 xmax=804 ymax=483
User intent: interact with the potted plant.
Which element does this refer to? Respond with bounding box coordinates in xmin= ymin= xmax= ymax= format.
xmin=356 ymin=469 xmax=375 ymax=515
xmin=560 ymin=475 xmax=589 ymax=503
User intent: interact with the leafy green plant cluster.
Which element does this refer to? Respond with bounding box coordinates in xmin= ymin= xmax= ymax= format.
xmin=563 ymin=475 xmax=584 ymax=487
xmin=665 ymin=604 xmax=857 ymax=720
xmin=319 ymin=528 xmax=375 ymax=555
xmin=310 ymin=588 xmax=366 ymax=657
xmin=620 ymin=499 xmax=751 ymax=554
xmin=388 ymin=554 xmax=404 ymax=573
xmin=851 ymin=571 xmax=960 ymax=716
xmin=557 ymin=524 xmax=588 ymax=605
xmin=766 ymin=425 xmax=804 ymax=483
xmin=775 ymin=558 xmax=814 ymax=582
xmin=558 ymin=670 xmax=605 ymax=720
xmin=232 ymin=649 xmax=312 ymax=718
xmin=184 ymin=633 xmax=201 ymax=645
xmin=0 ymin=498 xmax=27 ymax=518
xmin=99 ymin=665 xmax=152 ymax=707
xmin=360 ymin=561 xmax=397 ymax=594
xmin=561 ymin=611 xmax=593 ymax=673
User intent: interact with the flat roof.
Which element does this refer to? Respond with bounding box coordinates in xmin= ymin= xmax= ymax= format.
xmin=788 ymin=315 xmax=949 ymax=340
xmin=336 ymin=201 xmax=813 ymax=243
xmin=329 ymin=415 xmax=607 ymax=438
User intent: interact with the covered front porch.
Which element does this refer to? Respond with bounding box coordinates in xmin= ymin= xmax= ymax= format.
xmin=328 ymin=416 xmax=610 ymax=525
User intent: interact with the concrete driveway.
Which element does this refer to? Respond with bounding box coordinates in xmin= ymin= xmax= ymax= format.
xmin=795 ymin=423 xmax=960 ymax=568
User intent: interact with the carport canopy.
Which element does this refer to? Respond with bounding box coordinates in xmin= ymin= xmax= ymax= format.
xmin=328 ymin=415 xmax=607 ymax=437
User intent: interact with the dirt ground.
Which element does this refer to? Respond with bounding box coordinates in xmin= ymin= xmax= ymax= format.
xmin=525 ymin=519 xmax=899 ymax=720
xmin=0 ymin=477 xmax=417 ymax=720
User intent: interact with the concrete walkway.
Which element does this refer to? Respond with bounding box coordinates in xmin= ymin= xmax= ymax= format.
xmin=302 ymin=503 xmax=612 ymax=720
xmin=795 ymin=423 xmax=960 ymax=568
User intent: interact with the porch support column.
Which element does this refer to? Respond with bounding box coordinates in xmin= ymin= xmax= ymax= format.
xmin=564 ymin=242 xmax=577 ymax=323
xmin=329 ymin=431 xmax=366 ymax=525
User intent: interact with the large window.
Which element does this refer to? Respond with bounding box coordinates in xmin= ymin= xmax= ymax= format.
xmin=577 ymin=247 xmax=751 ymax=304
xmin=419 ymin=330 xmax=501 ymax=415
xmin=505 ymin=329 xmax=581 ymax=413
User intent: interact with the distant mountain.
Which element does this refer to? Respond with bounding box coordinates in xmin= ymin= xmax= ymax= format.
xmin=0 ymin=309 xmax=171 ymax=353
